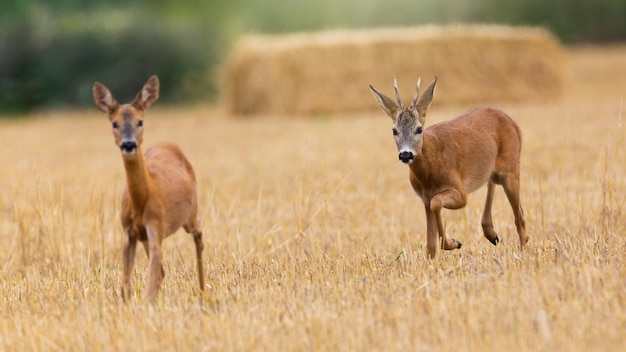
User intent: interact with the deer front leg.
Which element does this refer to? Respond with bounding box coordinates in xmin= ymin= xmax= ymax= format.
xmin=429 ymin=189 xmax=465 ymax=252
xmin=145 ymin=224 xmax=164 ymax=303
xmin=141 ymin=240 xmax=165 ymax=279
xmin=424 ymin=205 xmax=440 ymax=259
xmin=122 ymin=228 xmax=137 ymax=302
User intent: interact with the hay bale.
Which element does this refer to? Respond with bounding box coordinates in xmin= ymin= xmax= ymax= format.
xmin=223 ymin=25 xmax=566 ymax=116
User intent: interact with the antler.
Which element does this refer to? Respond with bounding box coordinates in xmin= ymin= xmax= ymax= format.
xmin=410 ymin=77 xmax=421 ymax=109
xmin=393 ymin=76 xmax=404 ymax=109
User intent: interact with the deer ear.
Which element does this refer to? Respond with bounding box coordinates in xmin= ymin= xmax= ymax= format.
xmin=133 ymin=75 xmax=160 ymax=110
xmin=93 ymin=82 xmax=118 ymax=114
xmin=369 ymin=85 xmax=398 ymax=120
xmin=416 ymin=76 xmax=437 ymax=122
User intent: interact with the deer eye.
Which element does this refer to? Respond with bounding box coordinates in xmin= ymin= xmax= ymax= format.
xmin=392 ymin=128 xmax=398 ymax=136
xmin=416 ymin=127 xmax=423 ymax=135
xmin=112 ymin=121 xmax=119 ymax=129
xmin=137 ymin=120 xmax=143 ymax=127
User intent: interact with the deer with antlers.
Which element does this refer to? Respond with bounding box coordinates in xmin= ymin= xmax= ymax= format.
xmin=370 ymin=76 xmax=528 ymax=259
xmin=93 ymin=75 xmax=204 ymax=302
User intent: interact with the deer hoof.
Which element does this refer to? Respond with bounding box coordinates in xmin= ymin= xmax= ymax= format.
xmin=442 ymin=238 xmax=462 ymax=250
xmin=489 ymin=236 xmax=500 ymax=246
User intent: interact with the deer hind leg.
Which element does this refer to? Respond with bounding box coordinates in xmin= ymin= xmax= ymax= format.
xmin=481 ymin=180 xmax=500 ymax=245
xmin=193 ymin=231 xmax=205 ymax=292
xmin=122 ymin=228 xmax=138 ymax=302
xmin=429 ymin=189 xmax=465 ymax=253
xmin=501 ymin=173 xmax=528 ymax=248
xmin=184 ymin=220 xmax=205 ymax=292
xmin=145 ymin=224 xmax=164 ymax=303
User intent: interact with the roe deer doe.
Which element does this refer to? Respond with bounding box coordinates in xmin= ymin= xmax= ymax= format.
xmin=93 ymin=75 xmax=204 ymax=302
xmin=370 ymin=76 xmax=527 ymax=258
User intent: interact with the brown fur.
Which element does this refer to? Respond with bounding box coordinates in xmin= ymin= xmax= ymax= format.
xmin=370 ymin=76 xmax=527 ymax=259
xmin=93 ymin=75 xmax=204 ymax=302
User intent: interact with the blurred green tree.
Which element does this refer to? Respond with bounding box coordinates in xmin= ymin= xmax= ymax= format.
xmin=0 ymin=0 xmax=624 ymax=113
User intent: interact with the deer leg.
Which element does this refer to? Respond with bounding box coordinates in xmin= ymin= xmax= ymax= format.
xmin=184 ymin=218 xmax=205 ymax=293
xmin=145 ymin=224 xmax=164 ymax=303
xmin=430 ymin=189 xmax=465 ymax=251
xmin=501 ymin=174 xmax=528 ymax=248
xmin=122 ymin=228 xmax=137 ymax=302
xmin=424 ymin=205 xmax=440 ymax=259
xmin=193 ymin=231 xmax=205 ymax=292
xmin=141 ymin=240 xmax=149 ymax=257
xmin=481 ymin=181 xmax=500 ymax=245
xmin=141 ymin=240 xmax=164 ymax=279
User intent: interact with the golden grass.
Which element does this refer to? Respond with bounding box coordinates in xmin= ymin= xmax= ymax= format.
xmin=223 ymin=25 xmax=566 ymax=115
xmin=0 ymin=45 xmax=625 ymax=351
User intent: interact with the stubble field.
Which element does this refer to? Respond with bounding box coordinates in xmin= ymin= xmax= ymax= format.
xmin=0 ymin=45 xmax=625 ymax=351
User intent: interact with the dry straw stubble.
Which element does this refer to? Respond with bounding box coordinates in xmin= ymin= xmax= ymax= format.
xmin=223 ymin=24 xmax=566 ymax=115
xmin=1 ymin=46 xmax=626 ymax=351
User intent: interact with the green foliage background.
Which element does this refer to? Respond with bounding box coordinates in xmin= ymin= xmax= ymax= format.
xmin=0 ymin=0 xmax=624 ymax=113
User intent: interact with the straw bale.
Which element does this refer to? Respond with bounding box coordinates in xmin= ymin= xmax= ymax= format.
xmin=223 ymin=25 xmax=566 ymax=115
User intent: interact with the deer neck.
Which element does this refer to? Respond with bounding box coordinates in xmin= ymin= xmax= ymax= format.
xmin=410 ymin=134 xmax=436 ymax=174
xmin=122 ymin=147 xmax=152 ymax=213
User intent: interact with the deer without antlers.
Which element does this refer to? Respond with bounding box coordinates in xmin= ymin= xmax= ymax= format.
xmin=370 ymin=76 xmax=528 ymax=259
xmin=93 ymin=75 xmax=204 ymax=302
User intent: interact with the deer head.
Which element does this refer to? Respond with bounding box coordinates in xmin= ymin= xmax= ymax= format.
xmin=370 ymin=76 xmax=437 ymax=164
xmin=93 ymin=75 xmax=160 ymax=155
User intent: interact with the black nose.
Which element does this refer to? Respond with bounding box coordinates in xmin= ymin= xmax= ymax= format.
xmin=399 ymin=151 xmax=414 ymax=164
xmin=120 ymin=141 xmax=137 ymax=153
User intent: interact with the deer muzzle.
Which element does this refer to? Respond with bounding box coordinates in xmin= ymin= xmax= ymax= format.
xmin=120 ymin=140 xmax=138 ymax=154
xmin=399 ymin=150 xmax=415 ymax=164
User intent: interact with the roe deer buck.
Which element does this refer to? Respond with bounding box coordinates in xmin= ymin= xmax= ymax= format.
xmin=369 ymin=76 xmax=527 ymax=259
xmin=93 ymin=75 xmax=204 ymax=302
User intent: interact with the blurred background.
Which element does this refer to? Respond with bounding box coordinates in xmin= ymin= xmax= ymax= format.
xmin=0 ymin=0 xmax=624 ymax=114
